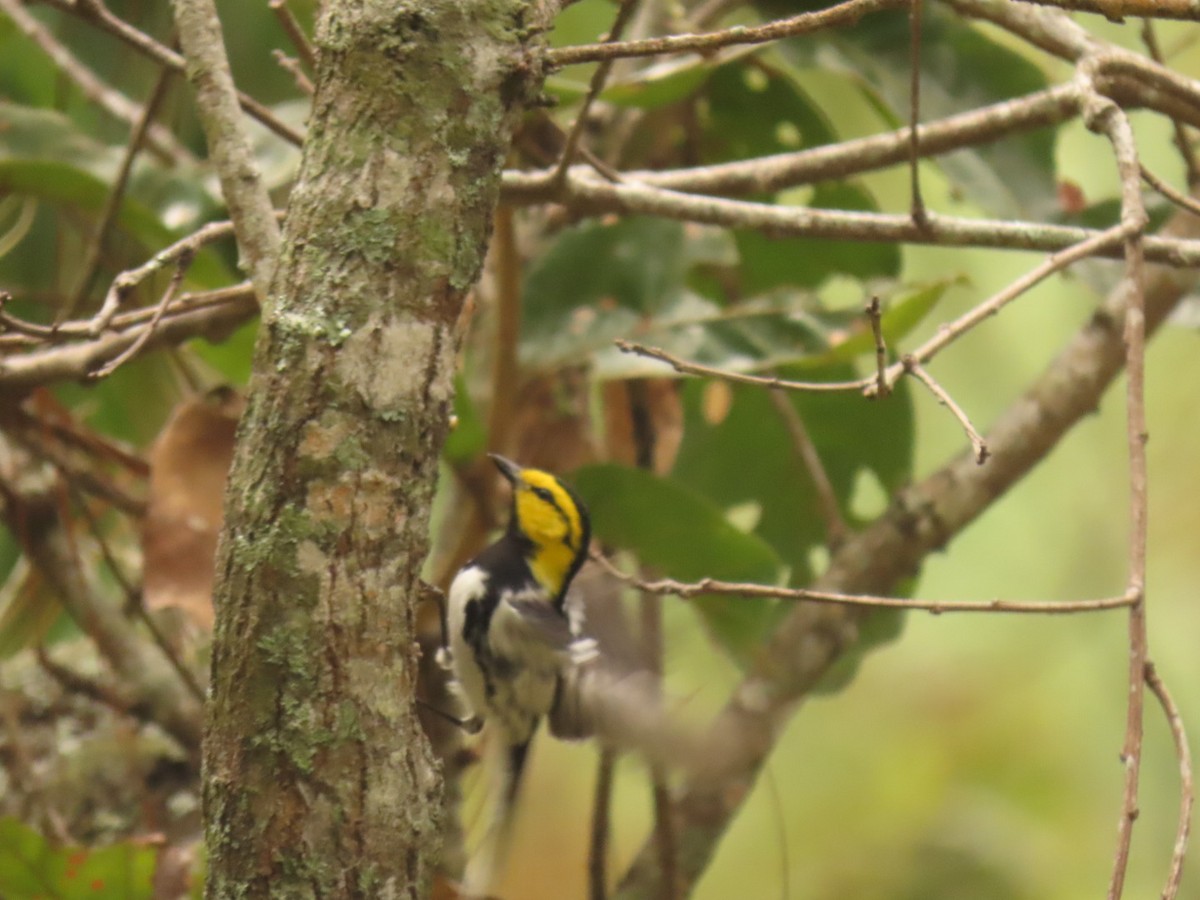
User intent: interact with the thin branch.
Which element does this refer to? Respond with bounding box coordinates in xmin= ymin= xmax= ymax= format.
xmin=42 ymin=0 xmax=304 ymax=146
xmin=553 ymin=0 xmax=639 ymax=185
xmin=507 ymin=83 xmax=1082 ymax=200
xmin=268 ymin=0 xmax=315 ymax=71
xmin=865 ymin=296 xmax=888 ymax=397
xmin=1144 ymin=661 xmax=1194 ymax=900
xmin=767 ymin=390 xmax=850 ymax=545
xmin=172 ymin=0 xmax=283 ymax=299
xmin=0 ymin=285 xmax=258 ymax=391
xmin=908 ymin=0 xmax=927 ymax=225
xmin=869 ymin=222 xmax=1138 ymax=392
xmin=89 ymin=219 xmax=242 ymax=334
xmin=526 ymin=172 xmax=1200 ymax=267
xmin=547 ymin=0 xmax=908 ymax=67
xmin=617 ymin=221 xmax=1135 ymax=402
xmin=1139 ymin=19 xmax=1198 ymax=185
xmin=614 ymin=339 xmax=874 ymax=393
xmin=1014 ymin=0 xmax=1200 ymax=21
xmin=1076 ymin=57 xmax=1150 ymax=900
xmin=88 ymin=252 xmax=190 ymax=379
xmin=1140 ymin=165 xmax=1200 ymax=218
xmin=63 ymin=66 xmax=176 ymax=326
xmin=3 ymin=416 xmax=146 ymax=516
xmin=592 ymin=555 xmax=1136 ymax=614
xmin=272 ymin=50 xmax=314 ymax=95
xmin=904 ymin=356 xmax=989 ymax=464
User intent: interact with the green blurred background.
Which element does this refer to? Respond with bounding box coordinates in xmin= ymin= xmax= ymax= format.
xmin=491 ymin=14 xmax=1200 ymax=900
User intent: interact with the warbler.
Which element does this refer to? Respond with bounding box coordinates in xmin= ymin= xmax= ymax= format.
xmin=445 ymin=453 xmax=595 ymax=887
xmin=445 ymin=455 xmax=711 ymax=893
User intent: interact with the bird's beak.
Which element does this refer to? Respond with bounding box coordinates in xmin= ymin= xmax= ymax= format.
xmin=488 ymin=453 xmax=523 ymax=485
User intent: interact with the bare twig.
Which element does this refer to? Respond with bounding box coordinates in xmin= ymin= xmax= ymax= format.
xmin=1144 ymin=661 xmax=1194 ymax=900
xmin=617 ymin=220 xmax=1133 ymax=403
xmin=865 ymin=296 xmax=888 ymax=396
xmin=525 ymin=173 xmax=1200 ymax=267
xmin=88 ymin=253 xmax=191 ymax=379
xmin=0 ymin=286 xmax=258 ymax=392
xmin=172 ymin=0 xmax=283 ymax=299
xmin=268 ymin=0 xmax=316 ymax=71
xmin=89 ymin=220 xmax=240 ymax=335
xmin=767 ymin=390 xmax=850 ymax=545
xmin=1140 ymin=19 xmax=1198 ymax=185
xmin=615 ymin=339 xmax=874 ymax=393
xmin=908 ymin=0 xmax=927 ymax=225
xmin=506 ymin=83 xmax=1082 ymax=200
xmin=553 ymin=0 xmax=639 ymax=185
xmin=63 ymin=66 xmax=176 ymax=326
xmin=592 ymin=554 xmax=1136 ymax=614
xmin=1076 ymin=57 xmax=1150 ymax=900
xmin=903 ymin=356 xmax=988 ymax=464
xmin=1140 ymin=165 xmax=1200 ymax=218
xmin=1014 ymin=0 xmax=1200 ymax=20
xmin=547 ymin=0 xmax=908 ymax=67
xmin=867 ymin=222 xmax=1137 ymax=394
xmin=272 ymin=50 xmax=314 ymax=95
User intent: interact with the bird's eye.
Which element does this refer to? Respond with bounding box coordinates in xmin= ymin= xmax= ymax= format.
xmin=532 ymin=486 xmax=553 ymax=502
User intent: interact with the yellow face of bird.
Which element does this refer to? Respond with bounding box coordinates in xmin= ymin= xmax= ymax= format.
xmin=510 ymin=467 xmax=587 ymax=599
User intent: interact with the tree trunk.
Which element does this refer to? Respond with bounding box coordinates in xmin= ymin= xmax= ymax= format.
xmin=202 ymin=2 xmax=549 ymax=896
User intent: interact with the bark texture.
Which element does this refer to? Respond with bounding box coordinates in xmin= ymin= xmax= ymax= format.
xmin=202 ymin=2 xmax=548 ymax=896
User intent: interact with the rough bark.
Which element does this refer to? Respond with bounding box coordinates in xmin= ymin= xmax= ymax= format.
xmin=202 ymin=2 xmax=549 ymax=897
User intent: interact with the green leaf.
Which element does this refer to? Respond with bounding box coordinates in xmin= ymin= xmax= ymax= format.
xmin=572 ymin=464 xmax=786 ymax=665
xmin=702 ymin=56 xmax=835 ymax=163
xmin=0 ymin=818 xmax=157 ymax=900
xmin=443 ymin=374 xmax=487 ymax=464
xmin=0 ymin=103 xmax=232 ymax=290
xmin=732 ymin=182 xmax=901 ymax=293
xmin=806 ymin=277 xmax=959 ymax=367
xmin=763 ymin=2 xmax=1057 ymax=218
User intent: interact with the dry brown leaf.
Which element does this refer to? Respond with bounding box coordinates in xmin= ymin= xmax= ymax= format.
xmin=602 ymin=378 xmax=683 ymax=475
xmin=141 ymin=387 xmax=243 ymax=630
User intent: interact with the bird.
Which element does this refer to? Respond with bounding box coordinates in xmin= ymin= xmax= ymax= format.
xmin=445 ymin=453 xmax=596 ymax=892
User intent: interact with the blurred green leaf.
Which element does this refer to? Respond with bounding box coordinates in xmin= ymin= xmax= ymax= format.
xmin=443 ymin=374 xmax=487 ymax=464
xmin=521 ymin=217 xmax=945 ymax=378
xmin=702 ymin=57 xmax=835 ymax=162
xmin=0 ymin=104 xmax=231 ymax=290
xmin=762 ymin=2 xmax=1057 ymax=218
xmin=733 ymin=182 xmax=901 ymax=293
xmin=0 ymin=818 xmax=157 ymax=900
xmin=809 ymin=277 xmax=958 ymax=367
xmin=573 ymin=464 xmax=786 ymax=665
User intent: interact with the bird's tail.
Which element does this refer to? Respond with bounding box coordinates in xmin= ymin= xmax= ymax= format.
xmin=462 ymin=738 xmax=532 ymax=899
